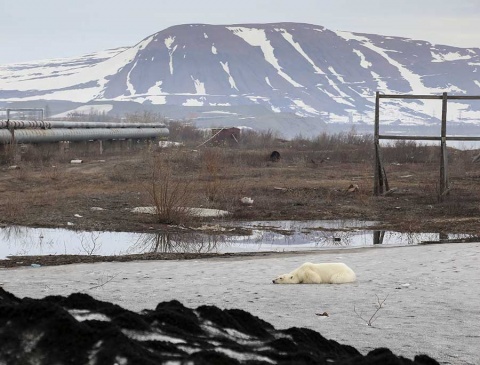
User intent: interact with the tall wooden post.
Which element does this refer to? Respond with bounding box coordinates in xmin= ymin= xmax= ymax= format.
xmin=373 ymin=92 xmax=381 ymax=195
xmin=439 ymin=92 xmax=449 ymax=200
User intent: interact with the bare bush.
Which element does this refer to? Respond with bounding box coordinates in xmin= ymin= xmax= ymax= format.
xmin=354 ymin=294 xmax=389 ymax=327
xmin=166 ymin=121 xmax=204 ymax=145
xmin=197 ymin=148 xmax=246 ymax=208
xmin=1 ymin=193 xmax=26 ymax=223
xmin=78 ymin=232 xmax=102 ymax=255
xmin=147 ymin=152 xmax=196 ymax=225
xmin=239 ymin=129 xmax=280 ymax=149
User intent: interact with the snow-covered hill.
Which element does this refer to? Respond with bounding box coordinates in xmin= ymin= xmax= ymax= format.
xmin=1 ymin=23 xmax=480 ymax=138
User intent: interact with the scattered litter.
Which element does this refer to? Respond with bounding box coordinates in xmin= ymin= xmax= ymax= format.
xmin=273 ymin=187 xmax=288 ymax=191
xmin=400 ymin=175 xmax=413 ymax=178
xmin=90 ymin=207 xmax=105 ymax=211
xmin=196 ymin=225 xmax=234 ymax=232
xmin=67 ymin=222 xmax=75 ymax=226
xmin=131 ymin=206 xmax=230 ymax=218
xmin=158 ymin=141 xmax=183 ymax=148
xmin=30 ymin=264 xmax=41 ymax=268
xmin=74 ymin=214 xmax=83 ymax=218
xmin=240 ymin=197 xmax=254 ymax=205
xmin=188 ymin=208 xmax=230 ymax=218
xmin=131 ymin=207 xmax=157 ymax=214
xmin=70 ymin=159 xmax=83 ymax=164
xmin=7 ymin=165 xmax=20 ymax=170
xmin=347 ymin=184 xmax=359 ymax=193
xmin=316 ymin=312 xmax=329 ymax=317
xmin=382 ymin=188 xmax=398 ymax=196
xmin=396 ymin=283 xmax=411 ymax=289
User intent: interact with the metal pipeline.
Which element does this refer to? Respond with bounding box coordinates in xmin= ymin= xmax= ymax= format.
xmin=0 ymin=127 xmax=169 ymax=144
xmin=0 ymin=120 xmax=167 ymax=129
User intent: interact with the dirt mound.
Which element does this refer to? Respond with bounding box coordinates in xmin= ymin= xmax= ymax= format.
xmin=0 ymin=288 xmax=438 ymax=364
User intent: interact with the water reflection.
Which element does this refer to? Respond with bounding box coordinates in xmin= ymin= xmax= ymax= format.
xmin=132 ymin=232 xmax=222 ymax=254
xmin=372 ymin=231 xmax=476 ymax=245
xmin=0 ymin=222 xmax=478 ymax=259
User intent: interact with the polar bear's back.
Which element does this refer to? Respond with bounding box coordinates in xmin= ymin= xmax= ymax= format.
xmin=295 ymin=262 xmax=356 ymax=284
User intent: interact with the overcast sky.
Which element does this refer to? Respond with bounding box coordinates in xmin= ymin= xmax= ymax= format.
xmin=1 ymin=0 xmax=479 ymax=64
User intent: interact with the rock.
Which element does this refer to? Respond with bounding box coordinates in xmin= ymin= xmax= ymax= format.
xmin=90 ymin=207 xmax=105 ymax=211
xmin=0 ymin=288 xmax=440 ymax=365
xmin=347 ymin=184 xmax=359 ymax=193
xmin=240 ymin=197 xmax=254 ymax=205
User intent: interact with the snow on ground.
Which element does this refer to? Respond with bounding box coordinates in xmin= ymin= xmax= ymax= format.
xmin=202 ymin=110 xmax=238 ymax=115
xmin=191 ymin=76 xmax=206 ymax=95
xmin=431 ymin=51 xmax=472 ymax=62
xmin=290 ymin=98 xmax=320 ymax=116
xmin=52 ymin=104 xmax=113 ymax=118
xmin=0 ymin=36 xmax=154 ymax=102
xmin=336 ymin=31 xmax=438 ymax=95
xmin=228 ymin=26 xmax=303 ymax=88
xmin=164 ymin=36 xmax=177 ymax=75
xmin=353 ymin=49 xmax=372 ymax=69
xmin=183 ymin=98 xmax=204 ymax=106
xmin=126 ymin=60 xmax=138 ymax=96
xmin=2 ymin=241 xmax=479 ymax=364
xmin=265 ymin=76 xmax=275 ymax=90
xmin=147 ymin=80 xmax=164 ymax=95
xmin=220 ymin=61 xmax=239 ymax=91
xmin=280 ymin=29 xmax=325 ymax=75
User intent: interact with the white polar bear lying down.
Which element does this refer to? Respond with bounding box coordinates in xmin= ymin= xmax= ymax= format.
xmin=272 ymin=262 xmax=356 ymax=284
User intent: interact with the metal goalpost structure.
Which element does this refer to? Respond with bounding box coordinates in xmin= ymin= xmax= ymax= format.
xmin=373 ymin=91 xmax=480 ymax=201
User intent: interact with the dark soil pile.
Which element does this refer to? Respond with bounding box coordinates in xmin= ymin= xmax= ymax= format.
xmin=0 ymin=288 xmax=439 ymax=365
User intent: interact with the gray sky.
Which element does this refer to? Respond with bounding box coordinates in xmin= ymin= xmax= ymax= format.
xmin=1 ymin=0 xmax=479 ymax=64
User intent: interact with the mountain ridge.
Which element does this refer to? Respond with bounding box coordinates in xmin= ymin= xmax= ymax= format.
xmin=1 ymin=22 xmax=479 ymax=138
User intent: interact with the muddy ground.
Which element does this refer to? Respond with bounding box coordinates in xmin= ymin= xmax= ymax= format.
xmin=1 ymin=143 xmax=480 ymax=267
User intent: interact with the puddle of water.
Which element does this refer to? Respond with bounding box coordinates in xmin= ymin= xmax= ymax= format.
xmin=0 ymin=221 xmax=477 ymax=260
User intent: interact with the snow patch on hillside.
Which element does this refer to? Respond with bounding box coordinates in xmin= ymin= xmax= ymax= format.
xmin=353 ymin=49 xmax=372 ymax=69
xmin=280 ymin=29 xmax=325 ymax=74
xmin=336 ymin=31 xmax=435 ymax=94
xmin=126 ymin=61 xmax=138 ymax=95
xmin=431 ymin=51 xmax=472 ymax=62
xmin=265 ymin=77 xmax=275 ymax=90
xmin=371 ymin=71 xmax=389 ymax=91
xmin=291 ymin=99 xmax=320 ymax=116
xmin=183 ymin=98 xmax=204 ymax=106
xmin=228 ymin=26 xmax=303 ymax=88
xmin=147 ymin=81 xmax=164 ymax=95
xmin=220 ymin=61 xmax=238 ymax=91
xmin=165 ymin=36 xmax=177 ymax=75
xmin=191 ymin=76 xmax=206 ymax=95
xmin=52 ymin=104 xmax=113 ymax=118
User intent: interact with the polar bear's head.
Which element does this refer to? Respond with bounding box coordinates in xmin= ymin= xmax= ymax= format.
xmin=272 ymin=274 xmax=298 ymax=284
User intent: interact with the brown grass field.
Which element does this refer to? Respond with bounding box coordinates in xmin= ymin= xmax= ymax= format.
xmin=1 ymin=129 xmax=480 ymax=239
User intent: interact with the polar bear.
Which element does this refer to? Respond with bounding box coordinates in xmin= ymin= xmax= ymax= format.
xmin=272 ymin=262 xmax=356 ymax=284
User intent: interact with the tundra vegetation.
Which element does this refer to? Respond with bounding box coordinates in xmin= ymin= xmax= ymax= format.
xmin=1 ymin=117 xmax=480 ymax=235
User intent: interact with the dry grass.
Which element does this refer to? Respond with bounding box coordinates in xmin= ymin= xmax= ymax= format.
xmin=147 ymin=151 xmax=197 ymax=225
xmin=1 ymin=129 xmax=480 ymax=234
